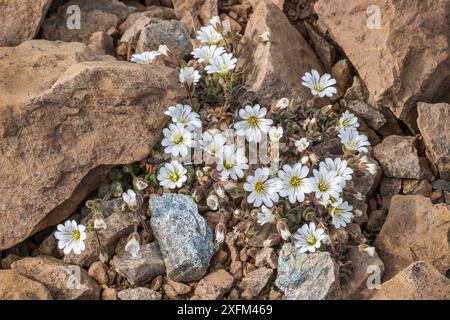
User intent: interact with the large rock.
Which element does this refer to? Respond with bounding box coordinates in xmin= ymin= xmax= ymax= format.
xmin=11 ymin=256 xmax=101 ymax=300
xmin=275 ymin=244 xmax=340 ymax=300
xmin=150 ymin=193 xmax=214 ymax=282
xmin=375 ymin=195 xmax=450 ymax=280
xmin=238 ymin=0 xmax=323 ymax=106
xmin=172 ymin=0 xmax=218 ymax=37
xmin=0 ymin=40 xmax=182 ymax=250
xmin=371 ymin=261 xmax=450 ymax=300
xmin=417 ymin=102 xmax=450 ymax=180
xmin=0 ymin=0 xmax=52 ymax=46
xmin=0 ymin=270 xmax=53 ymax=300
xmin=314 ymin=0 xmax=450 ymax=127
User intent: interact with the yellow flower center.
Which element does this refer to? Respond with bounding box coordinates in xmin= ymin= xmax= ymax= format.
xmin=247 ymin=116 xmax=259 ymax=128
xmin=168 ymin=171 xmax=180 ymax=182
xmin=223 ymin=160 xmax=234 ymax=170
xmin=289 ymin=176 xmax=302 ymax=188
xmin=313 ymin=84 xmax=323 ymax=92
xmin=306 ymin=235 xmax=317 ymax=246
xmin=173 ymin=135 xmax=184 ymax=145
xmin=254 ymin=181 xmax=265 ymax=192
xmin=318 ymin=181 xmax=328 ymax=192
xmin=71 ymin=230 xmax=81 ymax=240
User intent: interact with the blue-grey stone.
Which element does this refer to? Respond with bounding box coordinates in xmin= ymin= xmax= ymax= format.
xmin=150 ymin=193 xmax=214 ymax=282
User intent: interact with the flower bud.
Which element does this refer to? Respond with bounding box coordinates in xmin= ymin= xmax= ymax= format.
xmin=206 ymin=192 xmax=220 ymax=211
xmin=125 ymin=232 xmax=140 ymax=259
xmin=93 ymin=212 xmax=107 ymax=230
xmin=263 ymin=233 xmax=281 ymax=247
xmin=133 ymin=176 xmax=148 ymax=191
xmin=111 ymin=181 xmax=123 ymax=198
xmin=98 ymin=246 xmax=109 ymax=264
xmin=215 ymin=222 xmax=226 ymax=244
xmin=272 ymin=97 xmax=289 ymax=111
xmin=276 ymin=221 xmax=291 ymax=240
xmin=358 ymin=244 xmax=376 ymax=257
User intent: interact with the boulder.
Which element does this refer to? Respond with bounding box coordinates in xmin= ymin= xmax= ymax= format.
xmin=118 ymin=287 xmax=162 ymax=300
xmin=0 ymin=270 xmax=53 ymax=300
xmin=118 ymin=7 xmax=176 ymax=35
xmin=375 ymin=195 xmax=450 ymax=280
xmin=150 ymin=193 xmax=214 ymax=282
xmin=192 ymin=269 xmax=234 ymax=300
xmin=172 ymin=0 xmax=218 ymax=37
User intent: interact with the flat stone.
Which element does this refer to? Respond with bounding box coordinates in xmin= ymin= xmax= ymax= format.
xmin=0 ymin=270 xmax=53 ymax=300
xmin=239 ymin=267 xmax=273 ymax=297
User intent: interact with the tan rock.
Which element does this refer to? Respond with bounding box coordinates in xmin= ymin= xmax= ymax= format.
xmin=255 ymin=247 xmax=278 ymax=269
xmin=379 ymin=177 xmax=402 ymax=208
xmin=331 ymin=59 xmax=353 ymax=99
xmin=417 ymin=102 xmax=450 ymax=180
xmin=375 ymin=195 xmax=450 ymax=280
xmin=193 ymin=269 xmax=234 ymax=300
xmin=172 ymin=0 xmax=218 ymax=37
xmin=89 ymin=32 xmax=115 ymax=56
xmin=118 ymin=287 xmax=161 ymax=300
xmin=0 ymin=270 xmax=53 ymax=300
xmin=0 ymin=0 xmax=52 ymax=46
xmin=88 ymin=261 xmax=109 ymax=285
xmin=118 ymin=6 xmax=176 ymax=34
xmin=314 ymin=0 xmax=450 ymax=126
xmin=101 ymin=287 xmax=118 ymax=300
xmin=304 ymin=22 xmax=336 ymax=71
xmin=167 ymin=278 xmax=191 ymax=295
xmin=240 ymin=267 xmax=273 ymax=297
xmin=371 ymin=262 xmax=450 ymax=300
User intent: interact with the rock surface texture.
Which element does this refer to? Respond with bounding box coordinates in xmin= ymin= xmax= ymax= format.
xmin=0 ymin=270 xmax=53 ymax=300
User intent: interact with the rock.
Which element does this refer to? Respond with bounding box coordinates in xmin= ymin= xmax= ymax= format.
xmin=417 ymin=102 xmax=450 ymax=179
xmin=432 ymin=179 xmax=450 ymax=192
xmin=373 ymin=136 xmax=431 ymax=179
xmin=379 ymin=177 xmax=402 ymax=208
xmin=314 ymin=0 xmax=450 ymax=127
xmin=229 ymin=261 xmax=243 ymax=280
xmin=118 ymin=287 xmax=162 ymax=300
xmin=371 ymin=262 xmax=450 ymax=300
xmin=255 ymin=247 xmax=278 ymax=269
xmin=275 ymin=244 xmax=340 ymax=300
xmin=163 ymin=284 xmax=179 ymax=299
xmin=101 ymin=287 xmax=118 ymax=300
xmin=11 ymin=256 xmax=100 ymax=300
xmin=35 ymin=233 xmax=62 ymax=258
xmin=193 ymin=269 xmax=234 ymax=300
xmin=412 ymin=179 xmax=432 ymax=197
xmin=375 ymin=195 xmax=450 ymax=280
xmin=1 ymin=254 xmax=23 ymax=269
xmin=89 ymin=32 xmax=115 ymax=56
xmin=150 ymin=275 xmax=163 ymax=291
xmin=167 ymin=278 xmax=191 ymax=295
xmin=304 ymin=22 xmax=336 ymax=71
xmin=331 ymin=59 xmax=353 ymax=99
xmin=239 ymin=267 xmax=273 ymax=297
xmin=88 ymin=261 xmax=109 ymax=285
xmin=343 ymin=76 xmax=368 ymax=102
xmin=150 ymin=193 xmax=214 ymax=282
xmin=343 ymin=100 xmax=386 ymax=130
xmin=119 ymin=7 xmax=176 ymax=34
xmin=341 ymin=246 xmax=384 ymax=299
xmin=238 ymin=0 xmax=322 ymax=107
xmin=0 ymin=0 xmax=52 ymax=46
xmin=0 ymin=40 xmax=182 ymax=251
xmin=172 ymin=0 xmax=218 ymax=37
xmin=110 ymin=242 xmax=165 ymax=286
xmin=0 ymin=270 xmax=53 ymax=300
xmin=41 ymin=0 xmax=134 ymax=43
xmin=366 ymin=210 xmax=387 ymax=233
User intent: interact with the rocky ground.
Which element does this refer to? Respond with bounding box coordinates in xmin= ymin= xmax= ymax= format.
xmin=0 ymin=0 xmax=449 ymax=300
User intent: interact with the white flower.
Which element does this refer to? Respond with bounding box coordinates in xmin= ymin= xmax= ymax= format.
xmin=216 ymin=145 xmax=248 ymax=180
xmin=205 ymin=53 xmax=237 ymax=76
xmin=130 ymin=51 xmax=161 ymax=64
xmin=158 ymin=44 xmax=170 ymax=56
xmin=179 ymin=66 xmax=201 ymax=87
xmin=257 ymin=205 xmax=276 ymax=225
xmin=278 ymin=164 xmax=312 ymax=204
xmin=293 ymin=222 xmax=328 ymax=253
xmin=301 ymin=69 xmax=337 ymax=97
xmin=338 ymin=128 xmax=371 ymax=153
xmin=269 ymin=126 xmax=283 ymax=142
xmin=209 ymin=16 xmax=221 ymax=27
xmin=234 ymin=104 xmax=273 ymax=143
xmin=319 ymin=158 xmax=353 ymax=187
xmin=360 ymin=155 xmax=378 ymax=175
xmin=157 ymin=160 xmax=187 ymax=189
xmin=165 ymin=104 xmax=201 ymax=131
xmin=222 ymin=20 xmax=232 ymax=35
xmin=279 ymin=226 xmax=291 ymax=241
xmin=161 ymin=123 xmax=193 ymax=157
xmin=308 ymin=168 xmax=343 ymax=202
xmin=200 ymin=129 xmax=226 ymax=158
xmin=259 ymin=31 xmax=270 ymax=42
xmin=274 ymin=97 xmax=290 ymax=111
xmin=295 ymin=138 xmax=310 ymax=153
xmin=125 ymin=233 xmax=140 ymax=259
xmin=54 ymin=220 xmax=87 ymax=255
xmin=360 ymin=245 xmax=376 ymax=257
xmin=191 ymin=45 xmax=226 ymax=64
xmin=244 ymin=168 xmax=281 ymax=208
xmin=122 ymin=189 xmax=138 ymax=210
xmin=336 ymin=110 xmax=359 ymax=131
xmin=93 ymin=213 xmax=107 ymax=230
xmin=197 ymin=25 xmax=223 ymax=44
xmin=328 ymin=199 xmax=353 ymax=228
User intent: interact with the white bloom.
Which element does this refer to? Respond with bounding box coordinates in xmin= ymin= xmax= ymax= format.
xmin=259 ymin=31 xmax=270 ymax=42
xmin=361 ymin=245 xmax=376 ymax=257
xmin=244 ymin=168 xmax=281 ymax=208
xmin=301 ymin=69 xmax=337 ymax=98
xmin=308 ymin=168 xmax=343 ymax=202
xmin=278 ymin=164 xmax=312 ymax=204
xmin=122 ymin=189 xmax=138 ymax=210
xmin=205 ymin=53 xmax=237 ymax=76
xmin=269 ymin=126 xmax=283 ymax=142
xmin=328 ymin=199 xmax=354 ymax=228
xmin=257 ymin=205 xmax=276 ymax=225
xmin=336 ymin=110 xmax=359 ymax=131
xmin=161 ymin=123 xmax=193 ymax=157
xmin=293 ymin=222 xmax=328 ymax=253
xmin=157 ymin=160 xmax=188 ymax=189
xmin=206 ymin=192 xmax=220 ymax=210
xmin=360 ymin=155 xmax=378 ymax=175
xmin=158 ymin=44 xmax=170 ymax=56
xmin=338 ymin=128 xmax=371 ymax=153
xmin=222 ymin=19 xmax=232 ymax=35
xmin=179 ymin=66 xmax=201 ymax=87
xmin=130 ymin=50 xmax=161 ymax=64
xmin=125 ymin=234 xmax=140 ymax=259
xmin=274 ymin=97 xmax=290 ymax=111
xmin=300 ymin=155 xmax=309 ymax=165
xmin=209 ymin=16 xmax=221 ymax=27
xmin=93 ymin=214 xmax=107 ymax=230
xmin=280 ymin=228 xmax=291 ymax=241
xmin=165 ymin=104 xmax=201 ymax=131
xmin=295 ymin=138 xmax=310 ymax=153
xmin=191 ymin=45 xmax=225 ymax=64
xmin=54 ymin=220 xmax=87 ymax=255
xmin=216 ymin=145 xmax=249 ymax=181
xmin=197 ymin=25 xmax=223 ymax=44
xmin=234 ymin=104 xmax=273 ymax=143
xmin=200 ymin=129 xmax=226 ymax=158
xmin=319 ymin=158 xmax=353 ymax=187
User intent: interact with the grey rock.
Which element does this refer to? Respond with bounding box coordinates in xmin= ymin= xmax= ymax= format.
xmin=343 ymin=100 xmax=386 ymax=130
xmin=275 ymin=244 xmax=340 ymax=300
xmin=150 ymin=193 xmax=214 ymax=282
xmin=305 ymin=22 xmax=336 ymax=71
xmin=432 ymin=179 xmax=450 ymax=192
xmin=118 ymin=287 xmax=161 ymax=300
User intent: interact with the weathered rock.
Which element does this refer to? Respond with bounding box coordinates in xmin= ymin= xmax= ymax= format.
xmin=11 ymin=256 xmax=100 ymax=300
xmin=366 ymin=210 xmax=387 ymax=233
xmin=238 ymin=0 xmax=322 ymax=107
xmin=89 ymin=32 xmax=115 ymax=56
xmin=275 ymin=244 xmax=340 ymax=300
xmin=167 ymin=278 xmax=191 ymax=295
xmin=343 ymin=76 xmax=368 ymax=102
xmin=412 ymin=179 xmax=432 ymax=197
xmin=118 ymin=6 xmax=176 ymax=34
xmin=118 ymin=287 xmax=162 ymax=300
xmin=88 ymin=261 xmax=109 ymax=285
xmin=255 ymin=247 xmax=278 ymax=269
xmin=0 ymin=270 xmax=53 ymax=300
xmin=379 ymin=177 xmax=402 ymax=208
xmin=417 ymin=102 xmax=450 ymax=180
xmin=0 ymin=0 xmax=52 ymax=46
xmin=304 ymin=22 xmax=336 ymax=71
xmin=331 ymin=59 xmax=353 ymax=99
xmin=101 ymin=287 xmax=118 ymax=300
xmin=239 ymin=267 xmax=273 ymax=297
xmin=343 ymin=100 xmax=386 ymax=130
xmin=110 ymin=242 xmax=165 ymax=286
xmin=0 ymin=40 xmax=182 ymax=250
xmin=371 ymin=262 xmax=450 ymax=300
xmin=0 ymin=254 xmax=23 ymax=269
xmin=193 ymin=269 xmax=234 ymax=300
xmin=315 ymin=0 xmax=450 ymax=126
xmin=172 ymin=0 xmax=218 ymax=37
xmin=150 ymin=193 xmax=214 ymax=282
xmin=41 ymin=0 xmax=134 ymax=43
xmin=375 ymin=195 xmax=450 ymax=280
